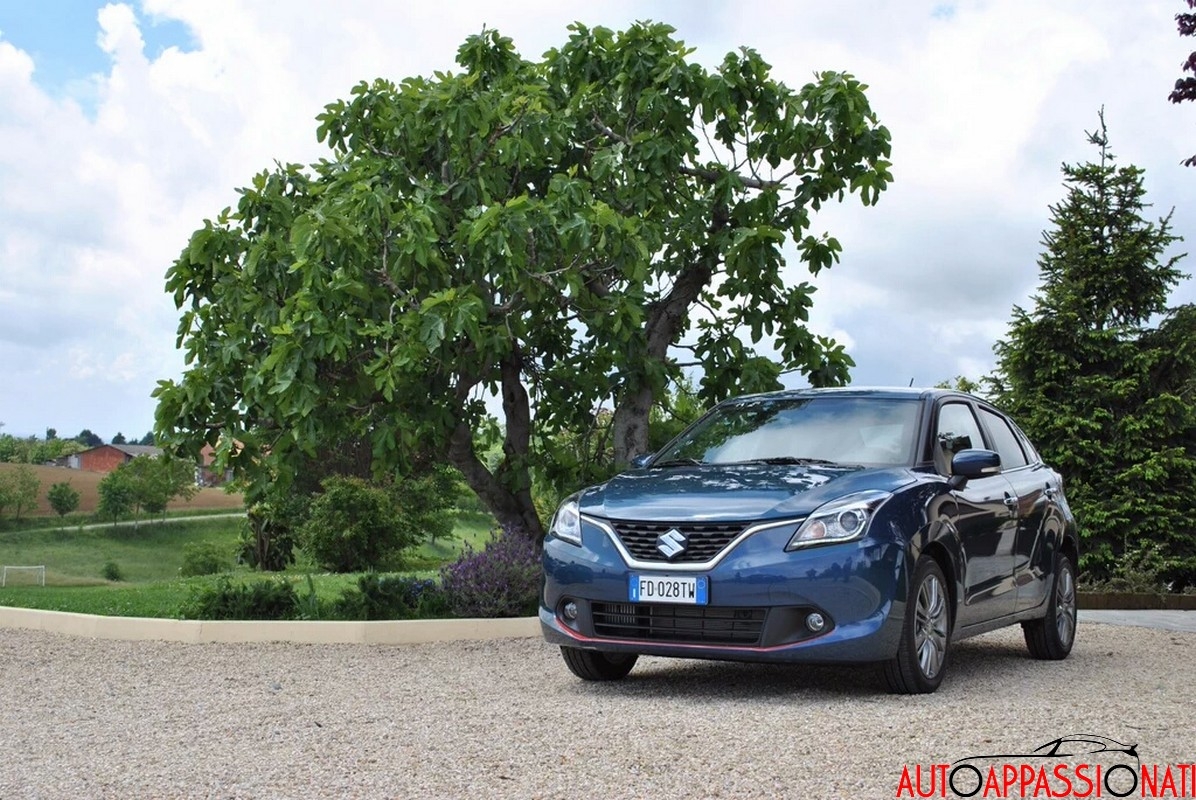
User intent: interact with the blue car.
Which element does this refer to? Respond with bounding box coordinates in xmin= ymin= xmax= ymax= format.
xmin=540 ymin=387 xmax=1079 ymax=693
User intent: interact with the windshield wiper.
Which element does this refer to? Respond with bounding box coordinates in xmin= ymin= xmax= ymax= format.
xmin=738 ymin=456 xmax=840 ymax=466
xmin=649 ymin=457 xmax=705 ymax=468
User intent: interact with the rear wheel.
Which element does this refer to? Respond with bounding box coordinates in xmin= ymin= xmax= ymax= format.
xmin=560 ymin=647 xmax=639 ymax=681
xmin=884 ymin=558 xmax=951 ymax=694
xmin=1023 ymin=552 xmax=1076 ymax=660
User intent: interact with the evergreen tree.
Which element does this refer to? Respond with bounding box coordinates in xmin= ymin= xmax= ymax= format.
xmin=991 ymin=114 xmax=1196 ymax=587
xmin=75 ymin=429 xmax=103 ymax=448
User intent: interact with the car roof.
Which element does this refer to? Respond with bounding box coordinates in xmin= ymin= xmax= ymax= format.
xmin=724 ymin=386 xmax=969 ymax=403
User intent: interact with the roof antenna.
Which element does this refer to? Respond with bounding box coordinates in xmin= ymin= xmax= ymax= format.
xmin=909 ymin=378 xmax=915 ymax=387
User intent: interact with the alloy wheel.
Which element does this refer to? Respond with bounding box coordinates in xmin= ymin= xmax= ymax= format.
xmin=915 ymin=573 xmax=949 ymax=679
xmin=1055 ymin=564 xmax=1076 ymax=648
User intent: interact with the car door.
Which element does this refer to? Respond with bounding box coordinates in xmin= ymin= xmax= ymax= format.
xmin=976 ymin=409 xmax=1058 ymax=613
xmin=934 ymin=401 xmax=1019 ymax=628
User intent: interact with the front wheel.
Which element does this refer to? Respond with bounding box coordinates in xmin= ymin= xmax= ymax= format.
xmin=883 ymin=558 xmax=951 ymax=694
xmin=560 ymin=647 xmax=639 ymax=681
xmin=1023 ymin=552 xmax=1077 ymax=660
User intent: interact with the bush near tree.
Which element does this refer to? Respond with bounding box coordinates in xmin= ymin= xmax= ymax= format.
xmin=439 ymin=528 xmax=541 ymax=618
xmin=125 ymin=455 xmax=197 ymax=520
xmin=990 ymin=114 xmax=1196 ymax=588
xmin=96 ymin=455 xmax=199 ymax=526
xmin=97 ymin=468 xmax=135 ymax=524
xmin=240 ymin=490 xmax=308 ymax=571
xmin=179 ymin=541 xmax=229 ymax=577
xmin=154 ymin=21 xmax=892 ymax=542
xmin=0 ymin=465 xmax=41 ymax=521
xmin=47 ymin=481 xmax=81 ymax=518
xmin=298 ymin=476 xmax=417 ymax=573
xmin=0 ymin=433 xmax=83 ymax=466
xmin=182 ymin=576 xmax=300 ymax=621
xmin=334 ymin=575 xmax=449 ymax=621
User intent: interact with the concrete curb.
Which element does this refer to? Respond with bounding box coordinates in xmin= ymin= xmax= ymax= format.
xmin=0 ymin=606 xmax=541 ymax=645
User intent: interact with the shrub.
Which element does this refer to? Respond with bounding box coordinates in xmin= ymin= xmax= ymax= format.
xmin=293 ymin=574 xmax=328 ymax=620
xmin=97 ymin=468 xmax=135 ymax=523
xmin=179 ymin=541 xmax=229 ymax=577
xmin=299 ymin=476 xmax=413 ymax=573
xmin=439 ymin=528 xmax=540 ymax=618
xmin=182 ymin=576 xmax=298 ymax=620
xmin=101 ymin=561 xmax=124 ymax=582
xmin=240 ymin=491 xmax=307 ymax=571
xmin=333 ymin=574 xmax=450 ymax=620
xmin=1080 ymin=542 xmax=1171 ymax=594
xmin=47 ymin=482 xmax=81 ymax=518
xmin=389 ymin=465 xmax=460 ymax=545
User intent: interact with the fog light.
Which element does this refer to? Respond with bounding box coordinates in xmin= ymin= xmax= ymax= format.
xmin=563 ymin=601 xmax=579 ymax=621
xmin=806 ymin=612 xmax=826 ymax=632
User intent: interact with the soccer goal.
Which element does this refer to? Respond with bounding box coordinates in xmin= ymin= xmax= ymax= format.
xmin=1 ymin=566 xmax=46 ymax=587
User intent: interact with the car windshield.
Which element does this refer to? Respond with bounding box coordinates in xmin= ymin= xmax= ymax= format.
xmin=653 ymin=396 xmax=920 ymax=467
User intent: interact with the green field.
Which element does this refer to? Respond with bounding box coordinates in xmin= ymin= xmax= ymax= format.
xmin=0 ymin=513 xmax=497 ymax=617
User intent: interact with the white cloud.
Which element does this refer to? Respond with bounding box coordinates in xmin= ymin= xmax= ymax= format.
xmin=0 ymin=0 xmax=1193 ymax=437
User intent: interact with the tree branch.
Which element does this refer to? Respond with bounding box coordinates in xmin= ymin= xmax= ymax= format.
xmin=591 ymin=113 xmax=631 ymax=145
xmin=677 ymin=164 xmax=778 ymax=190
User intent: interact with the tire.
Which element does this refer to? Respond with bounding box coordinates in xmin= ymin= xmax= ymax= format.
xmin=560 ymin=647 xmax=639 ymax=681
xmin=1023 ymin=552 xmax=1077 ymax=660
xmin=883 ymin=558 xmax=951 ymax=694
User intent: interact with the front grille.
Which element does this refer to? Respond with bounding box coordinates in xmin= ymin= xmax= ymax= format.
xmin=592 ymin=602 xmax=767 ymax=645
xmin=609 ymin=520 xmax=746 ymax=563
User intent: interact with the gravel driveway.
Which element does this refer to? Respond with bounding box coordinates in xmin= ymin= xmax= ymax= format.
xmin=1 ymin=623 xmax=1192 ymax=799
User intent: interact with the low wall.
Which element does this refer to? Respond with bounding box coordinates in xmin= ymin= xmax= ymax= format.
xmin=1078 ymin=592 xmax=1196 ymax=611
xmin=0 ymin=606 xmax=541 ymax=645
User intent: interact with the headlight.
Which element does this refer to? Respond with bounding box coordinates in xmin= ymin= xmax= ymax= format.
xmin=785 ymin=490 xmax=892 ymax=550
xmin=548 ymin=497 xmax=582 ymax=546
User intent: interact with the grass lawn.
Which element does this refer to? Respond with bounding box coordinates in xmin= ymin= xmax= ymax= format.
xmin=0 ymin=511 xmax=498 ymax=618
xmin=0 ymin=518 xmax=243 ymax=584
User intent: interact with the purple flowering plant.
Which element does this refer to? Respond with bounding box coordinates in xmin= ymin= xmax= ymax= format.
xmin=439 ymin=525 xmax=541 ymax=618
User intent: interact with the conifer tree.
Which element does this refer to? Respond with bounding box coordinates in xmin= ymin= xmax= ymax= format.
xmin=992 ymin=113 xmax=1196 ymax=587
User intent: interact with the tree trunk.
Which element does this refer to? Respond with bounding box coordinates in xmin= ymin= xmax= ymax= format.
xmin=611 ymin=385 xmax=654 ymax=465
xmin=447 ymin=422 xmax=545 ymax=541
xmin=446 ymin=349 xmax=545 ymax=542
xmin=611 ymin=251 xmax=718 ymax=465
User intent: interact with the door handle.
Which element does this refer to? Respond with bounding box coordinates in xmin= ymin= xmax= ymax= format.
xmin=1044 ymin=484 xmax=1057 ymax=500
xmin=1003 ymin=493 xmax=1019 ymax=510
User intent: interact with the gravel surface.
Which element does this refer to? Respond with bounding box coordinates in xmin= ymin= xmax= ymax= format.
xmin=1 ymin=623 xmax=1192 ymax=799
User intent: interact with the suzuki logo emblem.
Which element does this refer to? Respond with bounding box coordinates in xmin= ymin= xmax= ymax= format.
xmin=657 ymin=528 xmax=688 ymax=559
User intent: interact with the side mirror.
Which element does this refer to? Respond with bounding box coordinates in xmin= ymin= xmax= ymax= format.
xmin=948 ymin=449 xmax=1001 ymax=490
xmin=630 ymin=452 xmax=655 ymax=469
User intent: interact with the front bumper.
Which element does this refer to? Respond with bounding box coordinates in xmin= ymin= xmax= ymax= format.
xmin=541 ymin=516 xmax=908 ymax=664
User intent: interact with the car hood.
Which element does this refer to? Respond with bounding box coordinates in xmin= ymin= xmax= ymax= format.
xmin=579 ymin=463 xmax=917 ymax=523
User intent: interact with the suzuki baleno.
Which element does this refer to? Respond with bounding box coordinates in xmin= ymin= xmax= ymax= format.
xmin=540 ymin=388 xmax=1078 ymax=693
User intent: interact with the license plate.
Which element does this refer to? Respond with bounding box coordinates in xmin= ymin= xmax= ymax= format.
xmin=628 ymin=574 xmax=709 ymax=605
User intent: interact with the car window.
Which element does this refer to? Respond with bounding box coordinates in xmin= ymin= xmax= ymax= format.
xmin=1010 ymin=420 xmax=1041 ymax=464
xmin=654 ymin=397 xmax=920 ymax=466
xmin=978 ymin=407 xmax=1029 ymax=469
xmin=936 ymin=403 xmax=985 ymax=452
xmin=934 ymin=403 xmax=986 ymax=475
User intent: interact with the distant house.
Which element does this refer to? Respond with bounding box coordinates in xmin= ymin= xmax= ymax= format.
xmin=72 ymin=444 xmax=164 ymax=473
xmin=197 ymin=443 xmax=235 ymax=487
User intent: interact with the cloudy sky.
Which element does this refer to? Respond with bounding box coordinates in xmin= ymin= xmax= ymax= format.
xmin=0 ymin=1 xmax=1192 ymax=441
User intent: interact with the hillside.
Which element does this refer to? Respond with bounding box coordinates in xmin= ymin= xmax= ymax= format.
xmin=0 ymin=463 xmax=244 ymax=517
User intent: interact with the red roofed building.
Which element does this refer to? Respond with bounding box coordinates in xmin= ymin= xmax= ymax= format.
xmin=71 ymin=444 xmax=163 ymax=473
